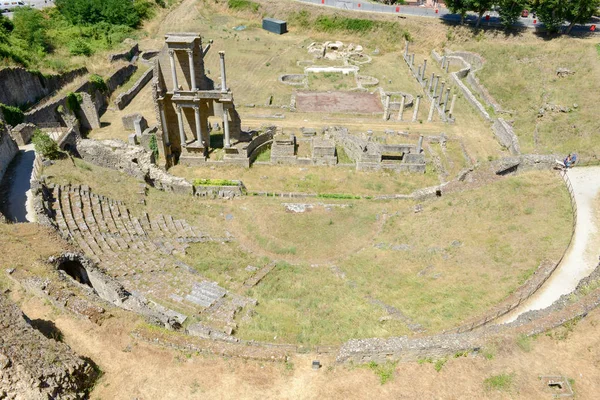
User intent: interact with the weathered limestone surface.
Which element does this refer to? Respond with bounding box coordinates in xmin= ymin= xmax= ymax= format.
xmin=9 ymin=123 xmax=36 ymax=146
xmin=0 ymin=295 xmax=98 ymax=399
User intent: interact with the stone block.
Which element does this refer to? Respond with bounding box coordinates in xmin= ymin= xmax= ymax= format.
xmin=122 ymin=113 xmax=143 ymax=131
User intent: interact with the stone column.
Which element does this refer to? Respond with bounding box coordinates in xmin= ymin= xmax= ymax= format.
xmin=404 ymin=41 xmax=409 ymax=58
xmin=222 ymin=104 xmax=230 ymax=148
xmin=441 ymin=55 xmax=446 ymax=68
xmin=176 ymin=105 xmax=186 ymax=146
xmin=412 ymin=96 xmax=421 ymax=122
xmin=428 ymin=73 xmax=435 ymax=93
xmin=168 ymin=50 xmax=179 ymax=92
xmin=187 ymin=49 xmax=197 ymax=91
xmin=427 ymin=97 xmax=437 ymax=122
xmin=397 ymin=95 xmax=405 ymax=121
xmin=417 ymin=66 xmax=421 ymax=81
xmin=411 ymin=54 xmax=415 ymax=69
xmin=421 ymin=59 xmax=427 ymax=81
xmin=158 ymin=102 xmax=170 ymax=147
xmin=437 ymin=81 xmax=445 ymax=106
xmin=443 ymin=88 xmax=451 ymax=112
xmin=383 ymin=94 xmax=391 ymax=121
xmin=193 ymin=105 xmax=202 ymax=143
xmin=445 ymin=62 xmax=450 ymax=73
xmin=433 ymin=75 xmax=440 ymax=99
xmin=219 ymin=51 xmax=227 ymax=93
xmin=449 ymin=94 xmax=457 ymax=118
xmin=417 ymin=135 xmax=424 ymax=153
xmin=409 ymin=54 xmax=414 ymax=69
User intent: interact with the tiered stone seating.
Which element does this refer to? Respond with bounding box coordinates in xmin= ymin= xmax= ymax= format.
xmin=48 ymin=184 xmax=253 ymax=336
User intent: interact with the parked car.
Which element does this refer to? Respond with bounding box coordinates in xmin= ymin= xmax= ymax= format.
xmin=521 ymin=9 xmax=529 ymax=17
xmin=1 ymin=1 xmax=26 ymax=13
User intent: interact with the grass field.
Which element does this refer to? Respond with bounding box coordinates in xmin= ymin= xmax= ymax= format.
xmin=170 ymin=163 xmax=441 ymax=195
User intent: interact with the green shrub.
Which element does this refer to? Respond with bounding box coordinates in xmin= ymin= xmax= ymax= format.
xmin=65 ymin=92 xmax=82 ymax=112
xmin=69 ymin=38 xmax=93 ymax=56
xmin=0 ymin=103 xmax=24 ymax=126
xmin=227 ymin=0 xmax=259 ymax=12
xmin=314 ymin=15 xmax=374 ymax=33
xmin=89 ymin=74 xmax=108 ymax=93
xmin=365 ymin=361 xmax=397 ymax=385
xmin=32 ymin=130 xmax=61 ymax=160
xmin=193 ymin=178 xmax=238 ymax=186
xmin=434 ymin=358 xmax=447 ymax=372
xmin=149 ymin=133 xmax=158 ymax=159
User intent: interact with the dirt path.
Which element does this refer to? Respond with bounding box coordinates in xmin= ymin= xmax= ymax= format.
xmin=501 ymin=166 xmax=600 ymax=323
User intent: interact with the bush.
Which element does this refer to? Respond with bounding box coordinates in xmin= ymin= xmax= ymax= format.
xmin=32 ymin=130 xmax=61 ymax=160
xmin=0 ymin=104 xmax=24 ymax=126
xmin=149 ymin=133 xmax=158 ymax=159
xmin=69 ymin=38 xmax=93 ymax=56
xmin=89 ymin=74 xmax=108 ymax=93
xmin=314 ymin=15 xmax=374 ymax=33
xmin=65 ymin=92 xmax=83 ymax=112
xmin=12 ymin=7 xmax=48 ymax=52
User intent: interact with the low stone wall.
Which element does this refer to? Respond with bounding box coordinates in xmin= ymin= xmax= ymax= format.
xmin=114 ymin=67 xmax=154 ymax=110
xmin=105 ymin=64 xmax=138 ymax=93
xmin=194 ymin=184 xmax=245 ymax=199
xmin=0 ymin=67 xmax=87 ymax=107
xmin=492 ymin=118 xmax=520 ymax=155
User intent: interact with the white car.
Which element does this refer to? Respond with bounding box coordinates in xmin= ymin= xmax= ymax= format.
xmin=1 ymin=1 xmax=26 ymax=13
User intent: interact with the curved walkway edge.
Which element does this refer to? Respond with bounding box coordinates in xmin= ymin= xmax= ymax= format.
xmin=500 ymin=166 xmax=600 ymax=323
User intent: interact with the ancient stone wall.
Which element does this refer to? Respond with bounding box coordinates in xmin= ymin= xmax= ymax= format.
xmin=0 ymin=67 xmax=87 ymax=107
xmin=108 ymin=42 xmax=139 ymax=63
xmin=105 ymin=64 xmax=138 ymax=93
xmin=114 ymin=67 xmax=154 ymax=110
xmin=9 ymin=123 xmax=36 ymax=146
xmin=77 ymin=139 xmax=193 ymax=195
xmin=0 ymin=295 xmax=98 ymax=399
xmin=0 ymin=120 xmax=19 ymax=184
xmin=492 ymin=118 xmax=520 ymax=155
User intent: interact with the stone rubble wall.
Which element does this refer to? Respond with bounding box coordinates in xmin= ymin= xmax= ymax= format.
xmin=114 ymin=67 xmax=154 ymax=110
xmin=77 ymin=139 xmax=194 ymax=195
xmin=0 ymin=295 xmax=98 ymax=399
xmin=0 ymin=67 xmax=87 ymax=107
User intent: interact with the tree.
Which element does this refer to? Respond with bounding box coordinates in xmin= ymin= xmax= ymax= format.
xmin=446 ymin=0 xmax=470 ymax=24
xmin=55 ymin=0 xmax=144 ymax=28
xmin=12 ymin=7 xmax=48 ymax=53
xmin=32 ymin=130 xmax=61 ymax=160
xmin=564 ymin=0 xmax=600 ymax=33
xmin=496 ymin=0 xmax=527 ymax=28
xmin=531 ymin=0 xmax=566 ymax=33
xmin=468 ymin=0 xmax=494 ymax=27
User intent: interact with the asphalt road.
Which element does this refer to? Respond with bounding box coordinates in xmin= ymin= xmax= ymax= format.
xmin=1 ymin=0 xmax=54 ymax=18
xmin=297 ymin=0 xmax=599 ymax=34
